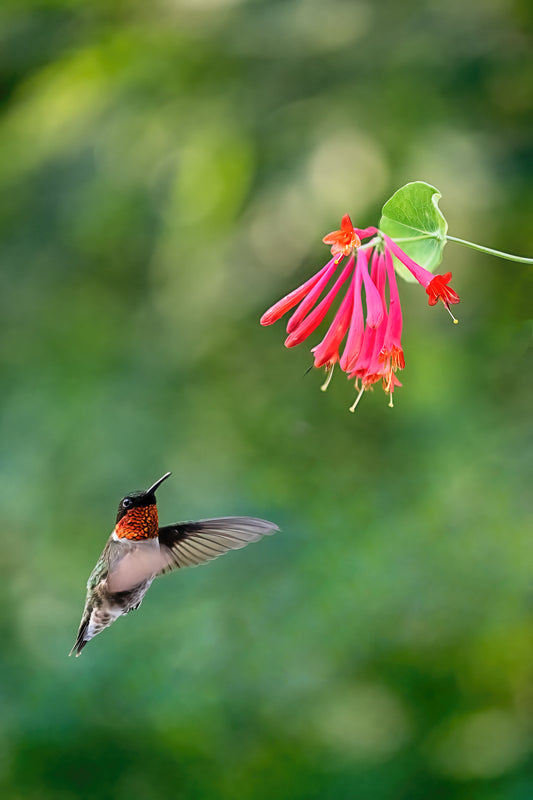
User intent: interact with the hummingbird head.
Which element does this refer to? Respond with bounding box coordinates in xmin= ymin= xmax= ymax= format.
xmin=114 ymin=472 xmax=171 ymax=540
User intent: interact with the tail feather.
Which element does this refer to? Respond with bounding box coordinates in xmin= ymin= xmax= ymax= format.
xmin=69 ymin=613 xmax=91 ymax=657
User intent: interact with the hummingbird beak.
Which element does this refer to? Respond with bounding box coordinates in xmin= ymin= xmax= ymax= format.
xmin=146 ymin=471 xmax=172 ymax=496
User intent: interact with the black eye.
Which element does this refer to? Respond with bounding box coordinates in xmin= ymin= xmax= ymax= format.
xmin=122 ymin=497 xmax=134 ymax=509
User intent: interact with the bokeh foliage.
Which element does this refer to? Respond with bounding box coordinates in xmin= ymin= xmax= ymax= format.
xmin=1 ymin=0 xmax=532 ymax=798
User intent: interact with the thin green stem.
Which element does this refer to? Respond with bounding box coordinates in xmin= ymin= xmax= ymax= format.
xmin=359 ymin=237 xmax=381 ymax=251
xmin=445 ymin=235 xmax=533 ymax=264
xmin=361 ymin=231 xmax=533 ymax=264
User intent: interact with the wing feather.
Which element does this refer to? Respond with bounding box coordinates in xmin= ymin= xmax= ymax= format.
xmin=157 ymin=516 xmax=278 ymax=574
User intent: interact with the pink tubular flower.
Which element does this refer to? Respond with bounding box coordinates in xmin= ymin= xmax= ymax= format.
xmin=338 ymin=252 xmax=365 ymax=372
xmin=260 ymin=215 xmax=460 ymax=410
xmin=311 ymin=257 xmax=355 ymax=369
xmin=381 ymin=234 xmax=460 ymax=322
xmin=378 ymin=248 xmax=405 ymax=394
xmin=285 ymin=256 xmax=354 ymax=347
xmin=260 ymin=260 xmax=335 ymax=327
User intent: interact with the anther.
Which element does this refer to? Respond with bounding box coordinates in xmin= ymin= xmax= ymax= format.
xmin=444 ymin=303 xmax=459 ymax=324
xmin=349 ymin=385 xmax=365 ymax=413
xmin=320 ymin=364 xmax=335 ymax=392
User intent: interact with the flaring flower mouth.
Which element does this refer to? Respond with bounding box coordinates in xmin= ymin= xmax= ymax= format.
xmin=261 ymin=214 xmax=460 ymax=410
xmin=322 ymin=213 xmax=361 ymax=258
xmin=426 ymin=272 xmax=460 ymax=321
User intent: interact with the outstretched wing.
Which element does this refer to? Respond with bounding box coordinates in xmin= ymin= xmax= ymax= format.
xmin=157 ymin=516 xmax=279 ymax=574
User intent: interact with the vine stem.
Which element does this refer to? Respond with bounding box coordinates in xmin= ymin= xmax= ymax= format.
xmin=374 ymin=231 xmax=533 ymax=264
xmin=445 ymin=235 xmax=533 ymax=264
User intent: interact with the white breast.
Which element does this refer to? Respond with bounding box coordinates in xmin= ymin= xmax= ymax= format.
xmin=107 ymin=537 xmax=163 ymax=593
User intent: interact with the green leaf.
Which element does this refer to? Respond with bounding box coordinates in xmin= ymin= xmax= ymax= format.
xmin=379 ymin=181 xmax=448 ymax=282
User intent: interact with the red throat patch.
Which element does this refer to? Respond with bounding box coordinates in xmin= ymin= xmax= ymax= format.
xmin=115 ymin=505 xmax=159 ymax=540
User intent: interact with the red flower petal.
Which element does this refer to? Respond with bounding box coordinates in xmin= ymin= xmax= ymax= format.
xmin=322 ymin=214 xmax=361 ymax=257
xmin=426 ymin=272 xmax=460 ymax=307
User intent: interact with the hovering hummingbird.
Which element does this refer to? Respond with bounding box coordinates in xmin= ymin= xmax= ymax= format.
xmin=70 ymin=472 xmax=278 ymax=656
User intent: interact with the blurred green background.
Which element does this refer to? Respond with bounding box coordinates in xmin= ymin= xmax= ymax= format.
xmin=1 ymin=0 xmax=532 ymax=798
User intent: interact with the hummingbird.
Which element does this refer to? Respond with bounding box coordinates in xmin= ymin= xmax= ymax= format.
xmin=70 ymin=472 xmax=278 ymax=656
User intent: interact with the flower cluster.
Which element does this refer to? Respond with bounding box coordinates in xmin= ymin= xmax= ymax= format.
xmin=260 ymin=214 xmax=460 ymax=410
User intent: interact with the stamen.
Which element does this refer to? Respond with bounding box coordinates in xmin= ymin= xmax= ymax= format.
xmin=349 ymin=385 xmax=365 ymax=413
xmin=388 ymin=392 xmax=394 ymax=408
xmin=320 ymin=364 xmax=335 ymax=392
xmin=444 ymin=303 xmax=459 ymax=324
